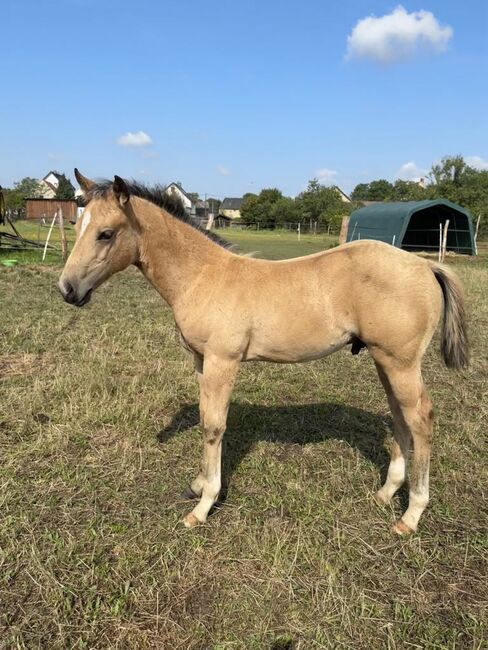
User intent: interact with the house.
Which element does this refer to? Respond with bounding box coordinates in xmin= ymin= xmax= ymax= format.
xmin=220 ymin=197 xmax=243 ymax=220
xmin=165 ymin=182 xmax=195 ymax=214
xmin=38 ymin=170 xmax=81 ymax=200
xmin=333 ymin=186 xmax=351 ymax=203
xmin=39 ymin=171 xmax=63 ymax=198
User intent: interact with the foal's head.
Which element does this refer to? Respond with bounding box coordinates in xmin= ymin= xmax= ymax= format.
xmin=58 ymin=170 xmax=139 ymax=306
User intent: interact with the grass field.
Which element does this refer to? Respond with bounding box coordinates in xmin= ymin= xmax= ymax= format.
xmin=1 ymin=226 xmax=487 ymax=648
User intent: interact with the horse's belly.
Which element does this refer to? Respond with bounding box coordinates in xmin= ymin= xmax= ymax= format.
xmin=244 ymin=328 xmax=351 ymax=363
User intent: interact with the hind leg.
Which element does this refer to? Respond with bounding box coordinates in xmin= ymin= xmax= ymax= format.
xmin=374 ymin=360 xmax=433 ymax=534
xmin=374 ymin=364 xmax=411 ymax=505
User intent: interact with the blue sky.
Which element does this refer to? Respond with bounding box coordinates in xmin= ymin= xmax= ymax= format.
xmin=1 ymin=0 xmax=487 ymax=197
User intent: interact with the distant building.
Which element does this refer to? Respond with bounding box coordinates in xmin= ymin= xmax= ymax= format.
xmin=333 ymin=186 xmax=351 ymax=203
xmin=220 ymin=197 xmax=243 ymax=220
xmin=165 ymin=182 xmax=195 ymax=214
xmin=38 ymin=171 xmax=63 ymax=198
xmin=25 ymin=198 xmax=78 ymax=222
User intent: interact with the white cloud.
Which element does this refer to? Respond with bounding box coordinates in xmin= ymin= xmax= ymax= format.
xmin=346 ymin=5 xmax=453 ymax=64
xmin=117 ymin=131 xmax=153 ymax=147
xmin=396 ymin=161 xmax=428 ymax=181
xmin=217 ymin=165 xmax=231 ymax=176
xmin=315 ymin=168 xmax=337 ymax=184
xmin=466 ymin=155 xmax=488 ymax=170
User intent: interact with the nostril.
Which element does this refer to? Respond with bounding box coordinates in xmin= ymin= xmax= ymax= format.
xmin=64 ymin=281 xmax=74 ymax=299
xmin=58 ymin=279 xmax=77 ymax=304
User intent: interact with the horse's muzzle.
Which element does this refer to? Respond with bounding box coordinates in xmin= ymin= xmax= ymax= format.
xmin=58 ymin=279 xmax=92 ymax=307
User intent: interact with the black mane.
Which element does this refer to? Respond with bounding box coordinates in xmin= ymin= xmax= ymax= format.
xmin=87 ymin=179 xmax=232 ymax=250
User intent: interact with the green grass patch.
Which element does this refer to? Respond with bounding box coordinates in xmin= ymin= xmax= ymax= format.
xmin=214 ymin=228 xmax=338 ymax=259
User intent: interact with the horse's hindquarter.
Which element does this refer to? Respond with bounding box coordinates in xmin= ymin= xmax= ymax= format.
xmin=342 ymin=242 xmax=443 ymax=363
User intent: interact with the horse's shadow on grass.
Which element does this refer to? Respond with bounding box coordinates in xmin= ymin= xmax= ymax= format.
xmin=158 ymin=401 xmax=394 ymax=503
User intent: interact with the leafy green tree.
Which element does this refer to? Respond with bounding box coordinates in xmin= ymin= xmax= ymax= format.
xmin=55 ymin=174 xmax=75 ymax=200
xmin=3 ymin=188 xmax=24 ymax=212
xmin=270 ymin=197 xmax=298 ymax=225
xmin=429 ymin=155 xmax=467 ymax=186
xmin=240 ymin=188 xmax=283 ymax=224
xmin=1 ymin=177 xmax=43 ymax=218
xmin=295 ymin=179 xmax=345 ymax=227
xmin=391 ymin=180 xmax=427 ymax=201
xmin=350 ymin=179 xmax=394 ymax=202
xmin=14 ymin=177 xmax=43 ymax=198
xmin=427 ymin=156 xmax=488 ymax=236
xmin=365 ymin=179 xmax=393 ymax=201
xmin=350 ymin=183 xmax=370 ymax=201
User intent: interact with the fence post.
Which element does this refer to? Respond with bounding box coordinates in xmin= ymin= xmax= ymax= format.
xmin=441 ymin=219 xmax=450 ymax=263
xmin=58 ymin=208 xmax=67 ymax=261
xmin=42 ymin=212 xmax=58 ymax=261
xmin=474 ymin=214 xmax=481 ymax=255
xmin=339 ymin=216 xmax=349 ymax=245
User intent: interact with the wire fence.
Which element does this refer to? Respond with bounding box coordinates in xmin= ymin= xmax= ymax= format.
xmin=221 ymin=220 xmax=339 ymax=234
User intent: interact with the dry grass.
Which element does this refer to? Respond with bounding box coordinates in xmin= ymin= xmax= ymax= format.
xmin=0 ymin=241 xmax=487 ymax=649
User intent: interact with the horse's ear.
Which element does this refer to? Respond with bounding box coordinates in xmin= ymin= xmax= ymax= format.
xmin=74 ymin=168 xmax=94 ymax=192
xmin=113 ymin=175 xmax=130 ymax=206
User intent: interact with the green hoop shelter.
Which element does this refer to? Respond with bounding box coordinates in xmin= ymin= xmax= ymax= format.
xmin=347 ymin=200 xmax=476 ymax=255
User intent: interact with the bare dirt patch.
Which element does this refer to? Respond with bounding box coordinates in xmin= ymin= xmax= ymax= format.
xmin=0 ymin=353 xmax=45 ymax=380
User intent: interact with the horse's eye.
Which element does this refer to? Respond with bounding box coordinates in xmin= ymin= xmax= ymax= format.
xmin=98 ymin=230 xmax=114 ymax=241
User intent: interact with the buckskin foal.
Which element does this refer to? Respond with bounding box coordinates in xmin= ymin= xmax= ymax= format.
xmin=58 ymin=170 xmax=468 ymax=535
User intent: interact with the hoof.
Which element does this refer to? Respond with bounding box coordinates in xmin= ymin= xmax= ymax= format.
xmin=393 ymin=519 xmax=415 ymax=536
xmin=180 ymin=486 xmax=200 ymax=500
xmin=374 ymin=490 xmax=391 ymax=506
xmin=183 ymin=513 xmax=201 ymax=528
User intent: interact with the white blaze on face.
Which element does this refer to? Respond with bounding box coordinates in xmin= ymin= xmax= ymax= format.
xmin=79 ymin=208 xmax=92 ymax=238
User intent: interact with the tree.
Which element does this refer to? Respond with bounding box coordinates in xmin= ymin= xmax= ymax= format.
xmin=270 ymin=197 xmax=298 ymax=225
xmin=429 ymin=155 xmax=467 ymax=186
xmin=295 ymin=179 xmax=345 ymax=227
xmin=427 ymin=156 xmax=488 ymax=236
xmin=14 ymin=177 xmax=43 ymax=198
xmin=240 ymin=188 xmax=283 ymax=224
xmin=55 ymin=174 xmax=75 ymax=200
xmin=3 ymin=188 xmax=24 ymax=213
xmin=390 ymin=180 xmax=427 ymax=202
xmin=365 ymin=179 xmax=393 ymax=201
xmin=350 ymin=183 xmax=370 ymax=201
xmin=350 ymin=179 xmax=394 ymax=202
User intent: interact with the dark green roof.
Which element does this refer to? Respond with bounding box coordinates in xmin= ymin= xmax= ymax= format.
xmin=347 ymin=199 xmax=475 ymax=255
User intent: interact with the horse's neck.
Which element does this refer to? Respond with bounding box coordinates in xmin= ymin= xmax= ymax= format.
xmin=135 ymin=199 xmax=228 ymax=306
